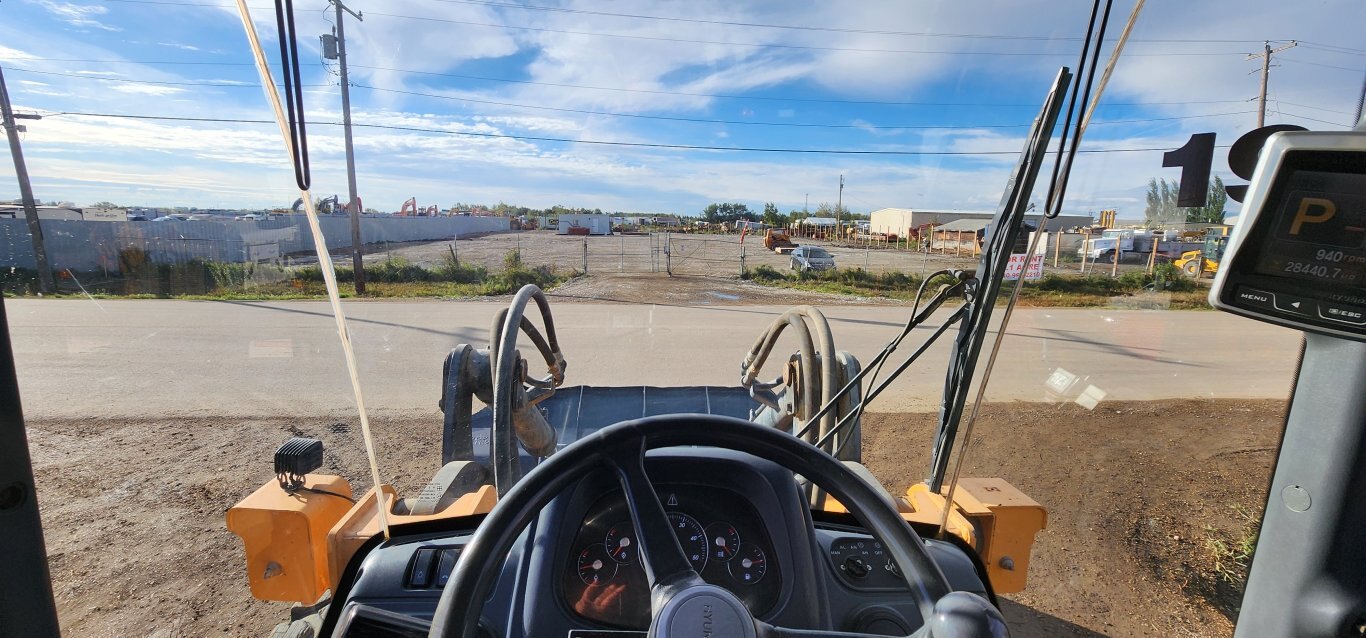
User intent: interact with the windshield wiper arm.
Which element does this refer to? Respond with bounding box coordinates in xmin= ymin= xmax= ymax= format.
xmin=926 ymin=68 xmax=1072 ymax=491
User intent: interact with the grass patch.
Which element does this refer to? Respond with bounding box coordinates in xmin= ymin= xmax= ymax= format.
xmin=2 ymin=250 xmax=572 ymax=300
xmin=743 ymin=262 xmax=1210 ymax=308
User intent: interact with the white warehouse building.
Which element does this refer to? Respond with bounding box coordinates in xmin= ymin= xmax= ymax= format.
xmin=868 ymin=208 xmax=1094 ymax=237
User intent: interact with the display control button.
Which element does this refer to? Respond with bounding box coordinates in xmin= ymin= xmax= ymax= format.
xmin=1272 ymin=292 xmax=1315 ymax=316
xmin=1234 ymin=287 xmax=1277 ymax=311
xmin=1318 ymin=303 xmax=1366 ymax=326
xmin=435 ymin=548 xmax=458 ymax=587
xmin=410 ymin=549 xmax=437 ymax=588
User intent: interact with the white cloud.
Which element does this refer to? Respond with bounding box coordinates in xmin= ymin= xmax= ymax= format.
xmin=109 ymin=84 xmax=186 ymax=97
xmin=28 ymin=0 xmax=120 ymax=31
xmin=0 ymin=45 xmax=38 ymax=61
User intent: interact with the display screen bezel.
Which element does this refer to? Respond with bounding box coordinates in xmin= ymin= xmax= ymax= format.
xmin=1221 ymin=149 xmax=1366 ymax=311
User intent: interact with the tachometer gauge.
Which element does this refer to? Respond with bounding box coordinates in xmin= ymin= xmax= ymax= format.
xmin=704 ymin=522 xmax=741 ymax=562
xmin=728 ymin=544 xmax=767 ymax=585
xmin=576 ymin=544 xmax=618 ymax=586
xmin=668 ymin=513 xmax=709 ymax=570
xmin=604 ymin=522 xmax=635 ymax=564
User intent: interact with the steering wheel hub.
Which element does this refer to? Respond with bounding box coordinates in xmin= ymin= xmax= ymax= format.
xmin=652 ymin=585 xmax=756 ymax=638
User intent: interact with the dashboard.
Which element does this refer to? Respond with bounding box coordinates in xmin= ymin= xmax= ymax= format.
xmin=562 ymin=483 xmax=781 ymax=628
xmin=329 ymin=450 xmax=992 ymax=637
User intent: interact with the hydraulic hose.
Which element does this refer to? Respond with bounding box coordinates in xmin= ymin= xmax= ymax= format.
xmin=740 ymin=309 xmax=819 ymax=441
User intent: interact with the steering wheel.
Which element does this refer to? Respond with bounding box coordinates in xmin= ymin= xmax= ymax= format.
xmin=429 ymin=414 xmax=1006 ymax=638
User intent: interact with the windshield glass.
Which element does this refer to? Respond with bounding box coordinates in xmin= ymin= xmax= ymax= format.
xmin=1 ymin=0 xmax=1361 ymax=636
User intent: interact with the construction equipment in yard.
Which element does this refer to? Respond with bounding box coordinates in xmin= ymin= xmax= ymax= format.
xmin=763 ymin=228 xmax=798 ymax=253
xmin=1176 ymin=225 xmax=1232 ymax=277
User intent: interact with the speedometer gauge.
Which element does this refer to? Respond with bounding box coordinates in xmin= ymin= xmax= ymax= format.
xmin=576 ymin=544 xmax=618 ymax=585
xmin=728 ymin=544 xmax=767 ymax=585
xmin=668 ymin=512 xmax=709 ymax=570
xmin=704 ymin=522 xmax=741 ymax=562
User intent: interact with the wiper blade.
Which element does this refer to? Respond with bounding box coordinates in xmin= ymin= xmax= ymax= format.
xmin=926 ymin=67 xmax=1072 ymax=491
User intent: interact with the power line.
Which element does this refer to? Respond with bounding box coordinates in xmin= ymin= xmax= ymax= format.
xmin=98 ymin=0 xmax=1332 ymax=54
xmin=90 ymin=0 xmax=1253 ymax=58
xmin=1272 ymin=108 xmax=1353 ymax=128
xmin=352 ymin=64 xmax=1251 ymax=107
xmin=5 ymin=57 xmax=1252 ymax=108
xmin=1297 ymin=41 xmax=1366 ymax=57
xmin=358 ymin=83 xmax=1255 ymax=129
xmin=1275 ymin=100 xmax=1353 ymax=115
xmin=41 ymin=110 xmax=1218 ymax=156
xmin=6 ymin=65 xmax=1258 ymax=129
xmin=5 ymin=66 xmax=330 ymax=88
xmin=411 ymin=0 xmax=1279 ymax=45
xmin=360 ymin=10 xmax=1253 ymax=58
xmin=1278 ymin=57 xmax=1365 ymax=72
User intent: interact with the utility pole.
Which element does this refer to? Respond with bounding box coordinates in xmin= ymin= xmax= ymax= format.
xmin=0 ymin=65 xmax=53 ymax=294
xmin=325 ymin=0 xmax=366 ymax=294
xmin=836 ymin=174 xmax=844 ymax=240
xmin=1249 ymin=40 xmax=1296 ymax=128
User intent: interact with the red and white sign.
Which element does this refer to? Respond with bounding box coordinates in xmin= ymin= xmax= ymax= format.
xmin=1004 ymin=254 xmax=1044 ymax=280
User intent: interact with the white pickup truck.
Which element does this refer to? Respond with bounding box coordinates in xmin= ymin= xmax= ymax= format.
xmin=1079 ymin=229 xmax=1204 ymax=262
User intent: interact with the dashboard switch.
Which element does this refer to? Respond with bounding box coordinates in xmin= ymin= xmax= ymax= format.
xmin=843 ymin=556 xmax=871 ymax=579
xmin=409 ymin=549 xmax=437 ymax=588
xmin=435 ymin=549 xmax=458 ymax=587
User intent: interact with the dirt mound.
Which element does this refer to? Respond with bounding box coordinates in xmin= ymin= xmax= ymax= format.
xmin=29 ymin=399 xmax=1283 ymax=636
xmin=861 ymin=399 xmax=1284 ymax=637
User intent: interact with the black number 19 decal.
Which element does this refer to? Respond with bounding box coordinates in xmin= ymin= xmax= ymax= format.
xmin=1163 ymin=124 xmax=1309 ymax=207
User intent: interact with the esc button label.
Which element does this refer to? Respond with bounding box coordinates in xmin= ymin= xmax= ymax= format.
xmin=1318 ymin=303 xmax=1366 ymax=326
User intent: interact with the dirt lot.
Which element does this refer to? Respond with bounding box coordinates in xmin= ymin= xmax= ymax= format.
xmin=359 ymin=230 xmax=1158 ymax=280
xmin=29 ymin=399 xmax=1283 ymax=637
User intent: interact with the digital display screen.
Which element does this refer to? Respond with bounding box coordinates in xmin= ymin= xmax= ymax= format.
xmin=1254 ymin=170 xmax=1366 ymax=288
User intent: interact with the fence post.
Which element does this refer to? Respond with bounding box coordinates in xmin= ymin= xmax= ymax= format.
xmin=582 ymin=237 xmax=588 ymax=273
xmin=1080 ymin=230 xmax=1089 ymax=274
xmin=1148 ymin=237 xmax=1159 ymax=275
xmin=1111 ymin=244 xmax=1120 ymax=277
xmin=864 ymin=249 xmax=869 ymax=271
xmin=740 ymin=244 xmax=746 ymax=277
xmin=665 ymin=233 xmax=672 ymax=276
xmin=1053 ymin=231 xmax=1060 ymax=268
xmin=620 ymin=235 xmax=625 ymax=272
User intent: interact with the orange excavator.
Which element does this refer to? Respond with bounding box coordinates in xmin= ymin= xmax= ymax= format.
xmin=398 ymin=197 xmax=418 ymax=216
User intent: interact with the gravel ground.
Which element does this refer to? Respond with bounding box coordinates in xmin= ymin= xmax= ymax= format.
xmin=358 ymin=230 xmax=1157 ymax=279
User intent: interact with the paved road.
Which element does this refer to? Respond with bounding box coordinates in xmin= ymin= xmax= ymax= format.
xmin=5 ymin=298 xmax=1302 ymax=420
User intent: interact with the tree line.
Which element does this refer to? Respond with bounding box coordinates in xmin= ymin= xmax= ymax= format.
xmin=1144 ymin=177 xmax=1228 ymax=227
xmin=702 ymin=202 xmax=862 ymax=226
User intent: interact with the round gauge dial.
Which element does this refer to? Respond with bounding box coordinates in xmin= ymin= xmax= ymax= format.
xmin=576 ymin=544 xmax=618 ymax=586
xmin=668 ymin=512 xmax=709 ymax=571
xmin=603 ymin=521 xmax=635 ymax=564
xmin=728 ymin=543 xmax=768 ymax=585
xmin=704 ymin=521 xmax=741 ymax=562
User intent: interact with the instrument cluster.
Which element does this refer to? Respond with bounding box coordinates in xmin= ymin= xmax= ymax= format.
xmin=562 ymin=483 xmax=780 ymax=628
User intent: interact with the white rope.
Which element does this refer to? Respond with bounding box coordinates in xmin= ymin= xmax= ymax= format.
xmin=235 ymin=0 xmax=390 ymax=538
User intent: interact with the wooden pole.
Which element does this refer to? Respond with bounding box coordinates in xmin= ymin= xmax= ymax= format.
xmin=1148 ymin=237 xmax=1159 ymax=274
xmin=1080 ymin=230 xmax=1089 ymax=274
xmin=1053 ymin=231 xmax=1061 ymax=267
xmin=1111 ymin=243 xmax=1120 ymax=277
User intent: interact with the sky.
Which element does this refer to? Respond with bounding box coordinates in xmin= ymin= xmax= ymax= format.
xmin=0 ymin=0 xmax=1362 ymax=218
